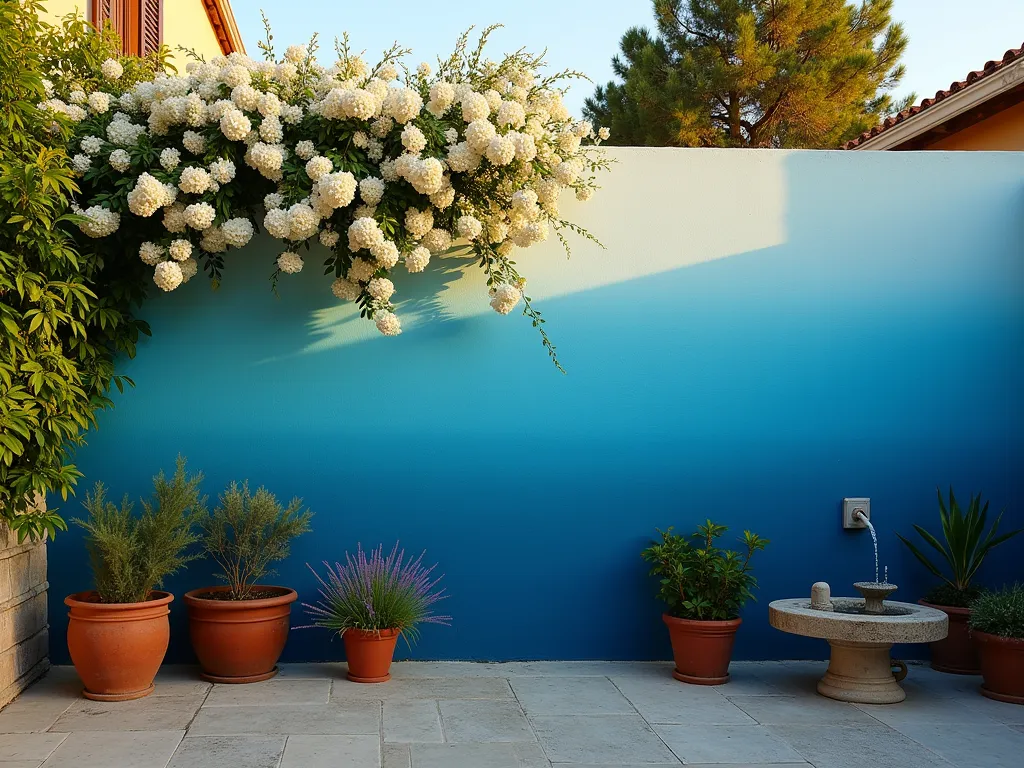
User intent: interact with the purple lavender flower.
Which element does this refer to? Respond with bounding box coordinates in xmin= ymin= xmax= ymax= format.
xmin=301 ymin=542 xmax=450 ymax=644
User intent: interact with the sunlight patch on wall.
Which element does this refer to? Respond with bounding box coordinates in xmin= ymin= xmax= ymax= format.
xmin=301 ymin=148 xmax=788 ymax=353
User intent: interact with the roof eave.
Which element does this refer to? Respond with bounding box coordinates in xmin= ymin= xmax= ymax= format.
xmin=203 ymin=0 xmax=246 ymax=56
xmin=854 ymin=56 xmax=1024 ymax=150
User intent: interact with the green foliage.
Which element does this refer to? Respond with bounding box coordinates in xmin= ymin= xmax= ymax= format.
xmin=923 ymin=582 xmax=984 ymax=610
xmin=642 ymin=520 xmax=768 ymax=620
xmin=0 ymin=2 xmax=154 ymax=542
xmin=37 ymin=11 xmax=171 ymax=94
xmin=586 ymin=0 xmax=911 ymax=148
xmin=970 ymin=584 xmax=1024 ymax=639
xmin=898 ymin=488 xmax=1021 ymax=600
xmin=199 ymin=482 xmax=313 ymax=599
xmin=73 ymin=457 xmax=205 ymax=603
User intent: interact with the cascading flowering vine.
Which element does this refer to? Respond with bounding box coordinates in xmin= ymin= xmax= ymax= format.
xmin=48 ymin=22 xmax=610 ymax=369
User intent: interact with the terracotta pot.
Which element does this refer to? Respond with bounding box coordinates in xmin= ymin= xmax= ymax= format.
xmin=920 ymin=601 xmax=979 ymax=674
xmin=663 ymin=613 xmax=741 ymax=685
xmin=184 ymin=586 xmax=297 ymax=683
xmin=343 ymin=628 xmax=400 ymax=683
xmin=65 ymin=590 xmax=173 ymax=701
xmin=974 ymin=630 xmax=1024 ymax=705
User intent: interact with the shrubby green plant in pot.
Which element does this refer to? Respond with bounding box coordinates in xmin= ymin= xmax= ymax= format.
xmin=66 ymin=458 xmax=204 ymax=700
xmin=642 ymin=521 xmax=768 ymax=685
xmin=302 ymin=543 xmax=449 ymax=683
xmin=897 ymin=488 xmax=1021 ymax=674
xmin=184 ymin=482 xmax=312 ymax=683
xmin=969 ymin=585 xmax=1024 ymax=704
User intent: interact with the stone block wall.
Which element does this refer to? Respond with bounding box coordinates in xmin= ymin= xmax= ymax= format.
xmin=0 ymin=503 xmax=48 ymax=707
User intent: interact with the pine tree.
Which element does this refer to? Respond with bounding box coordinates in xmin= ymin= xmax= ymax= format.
xmin=585 ymin=0 xmax=911 ymax=148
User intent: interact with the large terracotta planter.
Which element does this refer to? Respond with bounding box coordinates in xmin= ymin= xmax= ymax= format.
xmin=920 ymin=601 xmax=979 ymax=674
xmin=184 ymin=586 xmax=297 ymax=683
xmin=343 ymin=628 xmax=400 ymax=683
xmin=663 ymin=613 xmax=741 ymax=685
xmin=974 ymin=630 xmax=1024 ymax=705
xmin=65 ymin=590 xmax=173 ymax=701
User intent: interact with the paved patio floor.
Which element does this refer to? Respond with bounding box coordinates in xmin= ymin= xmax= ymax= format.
xmin=0 ymin=661 xmax=1020 ymax=767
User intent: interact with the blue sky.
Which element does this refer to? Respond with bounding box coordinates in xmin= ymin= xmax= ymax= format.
xmin=230 ymin=0 xmax=1024 ymax=117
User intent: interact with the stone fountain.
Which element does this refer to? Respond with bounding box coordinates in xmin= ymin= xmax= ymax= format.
xmin=769 ymin=581 xmax=947 ymax=703
xmin=769 ymin=511 xmax=947 ymax=704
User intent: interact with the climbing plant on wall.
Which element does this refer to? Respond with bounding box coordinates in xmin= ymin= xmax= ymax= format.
xmin=0 ymin=4 xmax=168 ymax=541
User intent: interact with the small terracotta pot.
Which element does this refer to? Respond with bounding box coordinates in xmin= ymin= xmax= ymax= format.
xmin=184 ymin=586 xmax=297 ymax=683
xmin=920 ymin=601 xmax=979 ymax=674
xmin=974 ymin=630 xmax=1024 ymax=705
xmin=663 ymin=613 xmax=741 ymax=685
xmin=65 ymin=590 xmax=173 ymax=701
xmin=343 ymin=628 xmax=400 ymax=683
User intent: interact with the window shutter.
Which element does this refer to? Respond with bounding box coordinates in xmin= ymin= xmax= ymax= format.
xmin=138 ymin=0 xmax=163 ymax=56
xmin=92 ymin=0 xmax=129 ymax=49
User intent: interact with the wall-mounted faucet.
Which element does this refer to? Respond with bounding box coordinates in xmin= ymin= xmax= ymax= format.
xmin=843 ymin=498 xmax=870 ymax=529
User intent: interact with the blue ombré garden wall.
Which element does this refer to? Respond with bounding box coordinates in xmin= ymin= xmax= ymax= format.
xmin=47 ymin=148 xmax=1024 ymax=663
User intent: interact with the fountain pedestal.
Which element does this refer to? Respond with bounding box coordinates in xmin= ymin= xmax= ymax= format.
xmin=818 ymin=640 xmax=909 ymax=704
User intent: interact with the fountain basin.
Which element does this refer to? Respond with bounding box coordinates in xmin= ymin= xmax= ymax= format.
xmin=769 ymin=598 xmax=948 ymax=704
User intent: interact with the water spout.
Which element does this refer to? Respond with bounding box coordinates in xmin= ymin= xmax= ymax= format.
xmin=855 ymin=510 xmax=879 ymax=584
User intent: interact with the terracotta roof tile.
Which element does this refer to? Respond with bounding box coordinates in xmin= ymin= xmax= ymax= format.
xmin=844 ymin=42 xmax=1024 ymax=149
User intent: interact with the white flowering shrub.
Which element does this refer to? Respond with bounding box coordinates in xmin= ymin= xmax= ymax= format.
xmin=57 ymin=24 xmax=609 ymax=369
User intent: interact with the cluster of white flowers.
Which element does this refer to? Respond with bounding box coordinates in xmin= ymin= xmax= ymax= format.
xmin=60 ymin=33 xmax=608 ymax=353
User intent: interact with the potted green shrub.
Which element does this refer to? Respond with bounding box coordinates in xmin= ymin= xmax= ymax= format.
xmin=66 ymin=459 xmax=204 ymax=700
xmin=897 ymin=488 xmax=1021 ymax=674
xmin=184 ymin=482 xmax=312 ymax=683
xmin=302 ymin=543 xmax=449 ymax=683
xmin=642 ymin=521 xmax=768 ymax=685
xmin=969 ymin=585 xmax=1024 ymax=704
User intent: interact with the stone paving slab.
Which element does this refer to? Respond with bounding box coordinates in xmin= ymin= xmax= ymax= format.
xmin=166 ymin=735 xmax=284 ymax=768
xmin=896 ymin=723 xmax=1024 ymax=768
xmin=0 ymin=698 xmax=74 ymax=734
xmin=49 ymin=695 xmax=206 ymax=732
xmin=769 ymin=723 xmax=957 ymax=768
xmin=383 ymin=700 xmax=443 ymax=743
xmin=654 ymin=723 xmax=805 ymax=764
xmin=610 ymin=675 xmax=755 ymax=725
xmin=280 ymin=734 xmax=380 ymax=767
xmin=203 ymin=677 xmax=330 ymax=706
xmin=0 ymin=732 xmax=66 ymax=761
xmin=530 ymin=714 xmax=678 ymax=764
xmin=333 ymin=676 xmax=515 ymax=702
xmin=188 ymin=702 xmax=380 ymax=736
xmin=439 ymin=699 xmax=536 ymax=743
xmin=510 ymin=676 xmax=635 ymax=716
xmin=406 ymin=743 xmax=549 ymax=768
xmin=729 ymin=694 xmax=884 ymax=726
xmin=42 ymin=730 xmax=184 ymax=768
xmin=0 ymin=662 xmax=1019 ymax=768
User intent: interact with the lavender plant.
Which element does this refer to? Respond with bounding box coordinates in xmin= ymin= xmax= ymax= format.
xmin=302 ymin=543 xmax=449 ymax=644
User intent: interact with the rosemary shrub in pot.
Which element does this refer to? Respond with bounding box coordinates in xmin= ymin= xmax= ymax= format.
xmin=184 ymin=482 xmax=312 ymax=683
xmin=897 ymin=488 xmax=1021 ymax=674
xmin=969 ymin=585 xmax=1024 ymax=704
xmin=302 ymin=543 xmax=449 ymax=683
xmin=67 ymin=459 xmax=204 ymax=700
xmin=642 ymin=521 xmax=768 ymax=685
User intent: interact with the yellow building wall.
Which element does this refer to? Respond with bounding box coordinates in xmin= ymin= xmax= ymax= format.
xmin=39 ymin=1 xmax=86 ymax=26
xmin=39 ymin=1 xmax=229 ymax=64
xmin=164 ymin=0 xmax=226 ymax=64
xmin=928 ymin=101 xmax=1024 ymax=151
